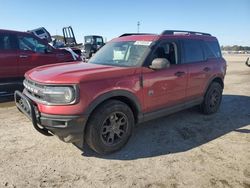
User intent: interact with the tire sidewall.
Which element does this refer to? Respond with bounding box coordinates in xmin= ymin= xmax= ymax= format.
xmin=203 ymin=82 xmax=223 ymax=114
xmin=86 ymin=100 xmax=134 ymax=154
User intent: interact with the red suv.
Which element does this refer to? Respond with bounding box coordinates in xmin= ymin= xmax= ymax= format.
xmin=0 ymin=29 xmax=79 ymax=93
xmin=15 ymin=30 xmax=227 ymax=154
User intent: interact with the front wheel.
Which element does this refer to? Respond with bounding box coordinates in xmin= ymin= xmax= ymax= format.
xmin=85 ymin=100 xmax=134 ymax=154
xmin=200 ymin=82 xmax=223 ymax=114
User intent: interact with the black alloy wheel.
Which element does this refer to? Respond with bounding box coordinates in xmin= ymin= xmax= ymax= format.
xmin=101 ymin=112 xmax=129 ymax=146
xmin=86 ymin=100 xmax=134 ymax=154
xmin=201 ymin=82 xmax=223 ymax=114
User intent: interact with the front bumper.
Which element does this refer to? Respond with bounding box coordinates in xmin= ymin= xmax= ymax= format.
xmin=14 ymin=91 xmax=86 ymax=143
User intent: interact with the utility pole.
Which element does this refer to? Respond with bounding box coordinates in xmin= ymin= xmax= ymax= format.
xmin=137 ymin=21 xmax=140 ymax=33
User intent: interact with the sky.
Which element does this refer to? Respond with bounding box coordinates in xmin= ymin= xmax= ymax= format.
xmin=0 ymin=0 xmax=249 ymax=46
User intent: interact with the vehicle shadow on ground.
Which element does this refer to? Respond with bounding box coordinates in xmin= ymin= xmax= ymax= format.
xmin=0 ymin=86 xmax=23 ymax=104
xmin=0 ymin=96 xmax=14 ymax=103
xmin=78 ymin=94 xmax=250 ymax=160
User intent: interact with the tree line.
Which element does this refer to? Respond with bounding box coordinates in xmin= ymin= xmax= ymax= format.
xmin=221 ymin=45 xmax=250 ymax=51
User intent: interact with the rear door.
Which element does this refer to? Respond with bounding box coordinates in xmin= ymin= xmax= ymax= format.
xmin=0 ymin=32 xmax=19 ymax=79
xmin=17 ymin=34 xmax=59 ymax=75
xmin=181 ymin=39 xmax=214 ymax=100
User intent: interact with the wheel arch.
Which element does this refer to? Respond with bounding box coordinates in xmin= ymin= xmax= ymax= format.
xmin=212 ymin=77 xmax=224 ymax=89
xmin=84 ymin=90 xmax=142 ymax=125
xmin=204 ymin=76 xmax=224 ymax=94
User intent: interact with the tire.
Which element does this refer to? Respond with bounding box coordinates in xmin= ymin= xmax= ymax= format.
xmin=201 ymin=82 xmax=223 ymax=114
xmin=85 ymin=100 xmax=134 ymax=154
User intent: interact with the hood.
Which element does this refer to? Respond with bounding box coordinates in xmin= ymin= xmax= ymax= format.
xmin=25 ymin=62 xmax=138 ymax=84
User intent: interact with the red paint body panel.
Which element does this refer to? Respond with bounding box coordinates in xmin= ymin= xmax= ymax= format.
xmin=0 ymin=49 xmax=19 ymax=78
xmin=111 ymin=35 xmax=158 ymax=42
xmin=142 ymin=64 xmax=188 ymax=112
xmin=33 ymin=65 xmax=143 ymax=115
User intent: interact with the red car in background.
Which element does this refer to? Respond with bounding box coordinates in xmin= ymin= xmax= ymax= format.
xmin=0 ymin=29 xmax=80 ymax=94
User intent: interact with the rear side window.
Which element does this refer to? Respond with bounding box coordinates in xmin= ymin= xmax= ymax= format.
xmin=0 ymin=33 xmax=16 ymax=50
xmin=182 ymin=40 xmax=204 ymax=63
xmin=205 ymin=41 xmax=222 ymax=58
xmin=95 ymin=37 xmax=103 ymax=45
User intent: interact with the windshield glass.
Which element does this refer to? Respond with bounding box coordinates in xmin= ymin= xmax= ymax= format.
xmin=88 ymin=41 xmax=151 ymax=67
xmin=84 ymin=36 xmax=93 ymax=44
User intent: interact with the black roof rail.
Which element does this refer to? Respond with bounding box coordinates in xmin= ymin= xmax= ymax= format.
xmin=161 ymin=30 xmax=211 ymax=36
xmin=119 ymin=33 xmax=154 ymax=37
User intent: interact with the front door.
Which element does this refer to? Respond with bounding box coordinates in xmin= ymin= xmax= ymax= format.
xmin=142 ymin=40 xmax=188 ymax=112
xmin=17 ymin=34 xmax=58 ymax=75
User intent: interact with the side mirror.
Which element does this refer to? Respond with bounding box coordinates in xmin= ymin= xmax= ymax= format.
xmin=150 ymin=58 xmax=170 ymax=70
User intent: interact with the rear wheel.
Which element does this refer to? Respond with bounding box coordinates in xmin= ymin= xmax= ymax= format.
xmin=85 ymin=100 xmax=134 ymax=154
xmin=201 ymin=82 xmax=223 ymax=114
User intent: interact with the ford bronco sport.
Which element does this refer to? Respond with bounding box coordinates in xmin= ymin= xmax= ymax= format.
xmin=15 ymin=30 xmax=227 ymax=154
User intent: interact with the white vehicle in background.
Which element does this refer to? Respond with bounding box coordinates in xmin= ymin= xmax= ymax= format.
xmin=28 ymin=27 xmax=52 ymax=43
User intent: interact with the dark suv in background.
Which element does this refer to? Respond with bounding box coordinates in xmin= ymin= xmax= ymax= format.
xmin=83 ymin=35 xmax=105 ymax=59
xmin=0 ymin=29 xmax=80 ymax=94
xmin=15 ymin=30 xmax=227 ymax=154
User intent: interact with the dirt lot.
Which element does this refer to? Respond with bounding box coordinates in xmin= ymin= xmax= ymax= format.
xmin=0 ymin=54 xmax=249 ymax=188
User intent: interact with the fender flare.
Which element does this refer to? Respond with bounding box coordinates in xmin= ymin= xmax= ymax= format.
xmin=203 ymin=75 xmax=224 ymax=95
xmin=84 ymin=90 xmax=142 ymax=120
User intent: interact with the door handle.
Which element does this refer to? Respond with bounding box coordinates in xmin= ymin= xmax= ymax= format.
xmin=203 ymin=67 xmax=211 ymax=72
xmin=19 ymin=55 xmax=29 ymax=58
xmin=175 ymin=71 xmax=186 ymax=77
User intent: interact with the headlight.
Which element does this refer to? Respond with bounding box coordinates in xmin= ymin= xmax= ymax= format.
xmin=44 ymin=86 xmax=76 ymax=104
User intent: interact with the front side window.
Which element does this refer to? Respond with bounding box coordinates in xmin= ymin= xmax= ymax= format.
xmin=95 ymin=37 xmax=103 ymax=45
xmin=88 ymin=41 xmax=151 ymax=67
xmin=152 ymin=42 xmax=178 ymax=64
xmin=18 ymin=36 xmax=47 ymax=53
xmin=182 ymin=40 xmax=204 ymax=63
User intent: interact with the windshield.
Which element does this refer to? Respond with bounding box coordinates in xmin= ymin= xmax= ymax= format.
xmin=84 ymin=36 xmax=93 ymax=44
xmin=88 ymin=41 xmax=151 ymax=67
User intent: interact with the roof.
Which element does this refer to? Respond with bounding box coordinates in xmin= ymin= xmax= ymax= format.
xmin=0 ymin=29 xmax=28 ymax=35
xmin=84 ymin=35 xmax=103 ymax=38
xmin=112 ymin=35 xmax=159 ymax=42
xmin=114 ymin=30 xmax=217 ymax=42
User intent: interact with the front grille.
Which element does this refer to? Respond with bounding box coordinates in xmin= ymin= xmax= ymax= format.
xmin=23 ymin=79 xmax=46 ymax=102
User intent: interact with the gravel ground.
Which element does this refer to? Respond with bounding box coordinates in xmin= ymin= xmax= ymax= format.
xmin=0 ymin=54 xmax=249 ymax=188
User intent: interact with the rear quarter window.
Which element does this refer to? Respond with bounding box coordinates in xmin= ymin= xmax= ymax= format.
xmin=205 ymin=40 xmax=222 ymax=58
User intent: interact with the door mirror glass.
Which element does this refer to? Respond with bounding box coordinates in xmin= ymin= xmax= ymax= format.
xmin=150 ymin=58 xmax=170 ymax=70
